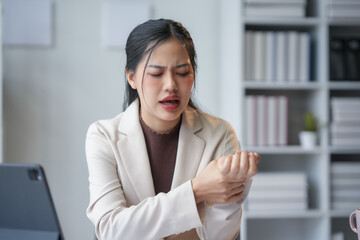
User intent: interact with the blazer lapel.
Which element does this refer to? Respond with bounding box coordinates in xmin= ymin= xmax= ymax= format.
xmin=171 ymin=108 xmax=205 ymax=189
xmin=117 ymin=99 xmax=155 ymax=201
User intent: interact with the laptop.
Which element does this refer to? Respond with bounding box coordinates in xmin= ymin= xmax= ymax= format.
xmin=0 ymin=163 xmax=64 ymax=240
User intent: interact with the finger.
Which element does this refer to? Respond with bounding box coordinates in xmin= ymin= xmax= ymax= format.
xmin=217 ymin=155 xmax=231 ymax=175
xmin=254 ymin=152 xmax=261 ymax=164
xmin=216 ymin=156 xmax=226 ymax=173
xmin=238 ymin=150 xmax=249 ymax=179
xmin=229 ymin=152 xmax=240 ymax=178
xmin=247 ymin=152 xmax=258 ymax=178
xmin=226 ymin=191 xmax=244 ymax=203
xmin=223 ymin=182 xmax=245 ymax=199
xmin=230 ymin=182 xmax=245 ymax=192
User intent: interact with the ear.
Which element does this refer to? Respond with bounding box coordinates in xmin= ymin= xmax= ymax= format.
xmin=126 ymin=69 xmax=137 ymax=89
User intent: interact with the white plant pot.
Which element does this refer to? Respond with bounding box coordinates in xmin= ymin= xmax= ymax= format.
xmin=299 ymin=131 xmax=317 ymax=149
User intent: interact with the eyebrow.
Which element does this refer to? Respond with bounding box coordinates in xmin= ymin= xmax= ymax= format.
xmin=148 ymin=63 xmax=190 ymax=69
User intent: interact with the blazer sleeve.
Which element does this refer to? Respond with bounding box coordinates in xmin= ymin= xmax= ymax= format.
xmin=196 ymin=123 xmax=253 ymax=240
xmin=85 ymin=123 xmax=203 ymax=240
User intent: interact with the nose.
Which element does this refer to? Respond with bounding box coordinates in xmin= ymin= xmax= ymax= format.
xmin=163 ymin=72 xmax=178 ymax=92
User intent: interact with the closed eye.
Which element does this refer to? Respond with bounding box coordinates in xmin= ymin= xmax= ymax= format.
xmin=177 ymin=72 xmax=190 ymax=77
xmin=149 ymin=73 xmax=163 ymax=77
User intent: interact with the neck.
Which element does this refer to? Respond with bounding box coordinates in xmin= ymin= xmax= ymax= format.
xmin=140 ymin=110 xmax=181 ymax=134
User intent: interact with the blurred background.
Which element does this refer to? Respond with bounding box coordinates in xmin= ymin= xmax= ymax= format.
xmin=1 ymin=0 xmax=221 ymax=239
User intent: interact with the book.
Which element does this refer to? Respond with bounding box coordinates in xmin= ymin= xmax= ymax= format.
xmin=265 ymin=31 xmax=276 ymax=83
xmin=257 ymin=95 xmax=267 ymax=145
xmin=330 ymin=38 xmax=345 ymax=81
xmin=345 ymin=39 xmax=360 ymax=81
xmin=244 ymin=31 xmax=254 ymax=81
xmin=244 ymin=0 xmax=306 ymax=3
xmin=246 ymin=95 xmax=257 ymax=146
xmin=332 ymin=200 xmax=360 ymax=210
xmin=278 ymin=95 xmax=288 ymax=145
xmin=252 ymin=172 xmax=307 ymax=187
xmin=251 ymin=183 xmax=308 ymax=190
xmin=253 ymin=31 xmax=266 ymax=82
xmin=275 ymin=32 xmax=287 ymax=83
xmin=299 ymin=32 xmax=311 ymax=82
xmin=247 ymin=201 xmax=307 ymax=211
xmin=267 ymin=96 xmax=278 ymax=146
xmin=332 ymin=189 xmax=360 ymax=199
xmin=244 ymin=4 xmax=306 ymax=17
xmin=332 ymin=137 xmax=360 ymax=146
xmin=332 ymin=177 xmax=360 ymax=188
xmin=253 ymin=172 xmax=307 ymax=181
xmin=287 ymin=31 xmax=299 ymax=82
xmin=331 ymin=183 xmax=360 ymax=192
xmin=329 ymin=0 xmax=360 ymax=3
xmin=331 ymin=97 xmax=360 ymax=107
xmin=330 ymin=122 xmax=360 ymax=133
xmin=332 ymin=187 xmax=360 ymax=193
xmin=330 ymin=97 xmax=360 ymax=112
xmin=331 ymin=132 xmax=360 ymax=139
xmin=331 ymin=162 xmax=360 ymax=175
xmin=331 ymin=112 xmax=360 ymax=123
xmin=328 ymin=4 xmax=360 ymax=18
xmin=248 ymin=189 xmax=307 ymax=201
xmin=332 ymin=185 xmax=360 ymax=193
xmin=329 ymin=1 xmax=360 ymax=5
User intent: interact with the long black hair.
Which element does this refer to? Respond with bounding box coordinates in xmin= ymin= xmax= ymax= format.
xmin=123 ymin=19 xmax=198 ymax=110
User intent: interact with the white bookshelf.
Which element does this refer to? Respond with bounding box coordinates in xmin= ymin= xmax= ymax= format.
xmin=219 ymin=0 xmax=360 ymax=239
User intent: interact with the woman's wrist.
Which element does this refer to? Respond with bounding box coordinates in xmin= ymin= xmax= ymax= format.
xmin=191 ymin=178 xmax=204 ymax=204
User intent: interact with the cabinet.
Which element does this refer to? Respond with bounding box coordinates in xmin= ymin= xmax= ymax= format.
xmin=219 ymin=0 xmax=360 ymax=239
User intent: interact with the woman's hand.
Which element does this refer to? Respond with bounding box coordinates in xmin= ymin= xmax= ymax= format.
xmin=191 ymin=160 xmax=246 ymax=204
xmin=217 ymin=151 xmax=260 ymax=181
xmin=191 ymin=151 xmax=260 ymax=205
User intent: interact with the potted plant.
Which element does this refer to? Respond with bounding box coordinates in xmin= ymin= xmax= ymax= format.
xmin=299 ymin=112 xmax=317 ymax=149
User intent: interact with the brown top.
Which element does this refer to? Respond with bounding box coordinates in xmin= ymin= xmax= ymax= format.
xmin=139 ymin=116 xmax=181 ymax=194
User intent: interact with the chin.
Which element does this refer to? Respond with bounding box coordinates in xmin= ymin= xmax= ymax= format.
xmin=160 ymin=111 xmax=183 ymax=122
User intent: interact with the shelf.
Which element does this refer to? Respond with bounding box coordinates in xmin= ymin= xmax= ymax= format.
xmin=329 ymin=81 xmax=360 ymax=90
xmin=220 ymin=1 xmax=360 ymax=239
xmin=244 ymin=82 xmax=322 ymax=90
xmin=243 ymin=17 xmax=321 ymax=26
xmin=330 ymin=146 xmax=360 ymax=154
xmin=244 ymin=146 xmax=323 ymax=155
xmin=331 ymin=210 xmax=354 ymax=218
xmin=244 ymin=209 xmax=325 ymax=219
xmin=328 ymin=18 xmax=360 ymax=26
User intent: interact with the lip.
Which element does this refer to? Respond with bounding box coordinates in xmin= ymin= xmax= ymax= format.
xmin=159 ymin=95 xmax=181 ymax=111
xmin=160 ymin=95 xmax=180 ymax=102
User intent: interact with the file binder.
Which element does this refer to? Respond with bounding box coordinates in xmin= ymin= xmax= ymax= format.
xmin=330 ymin=38 xmax=345 ymax=81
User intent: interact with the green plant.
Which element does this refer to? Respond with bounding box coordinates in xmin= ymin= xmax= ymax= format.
xmin=304 ymin=112 xmax=317 ymax=132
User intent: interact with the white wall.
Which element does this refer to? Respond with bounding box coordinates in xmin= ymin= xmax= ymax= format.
xmin=3 ymin=0 xmax=220 ymax=239
xmin=0 ymin=2 xmax=3 ymax=163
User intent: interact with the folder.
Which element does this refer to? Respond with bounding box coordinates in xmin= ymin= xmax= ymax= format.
xmin=329 ymin=38 xmax=345 ymax=81
xmin=345 ymin=38 xmax=360 ymax=81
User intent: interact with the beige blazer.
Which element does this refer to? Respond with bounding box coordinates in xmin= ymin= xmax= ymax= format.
xmin=85 ymin=99 xmax=251 ymax=240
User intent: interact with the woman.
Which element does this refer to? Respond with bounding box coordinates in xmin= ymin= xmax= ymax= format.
xmin=85 ymin=19 xmax=260 ymax=240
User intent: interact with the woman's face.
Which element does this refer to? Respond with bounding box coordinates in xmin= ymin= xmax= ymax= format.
xmin=127 ymin=38 xmax=194 ymax=133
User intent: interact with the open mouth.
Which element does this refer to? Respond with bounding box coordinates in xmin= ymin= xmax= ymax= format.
xmin=159 ymin=99 xmax=180 ymax=105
